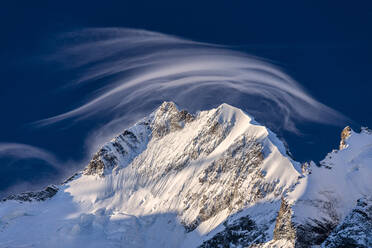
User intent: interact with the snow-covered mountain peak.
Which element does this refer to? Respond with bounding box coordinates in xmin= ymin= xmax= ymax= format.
xmin=151 ymin=101 xmax=194 ymax=138
xmin=83 ymin=101 xmax=297 ymax=178
xmin=1 ymin=103 xmax=371 ymax=248
xmin=0 ymin=102 xmax=303 ymax=248
xmin=83 ymin=101 xmax=194 ymax=176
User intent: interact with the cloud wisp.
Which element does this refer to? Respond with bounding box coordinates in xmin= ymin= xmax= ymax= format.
xmin=0 ymin=143 xmax=60 ymax=169
xmin=0 ymin=142 xmax=83 ymax=197
xmin=34 ymin=28 xmax=348 ymax=136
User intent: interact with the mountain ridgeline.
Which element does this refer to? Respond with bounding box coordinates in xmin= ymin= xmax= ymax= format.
xmin=0 ymin=102 xmax=371 ymax=248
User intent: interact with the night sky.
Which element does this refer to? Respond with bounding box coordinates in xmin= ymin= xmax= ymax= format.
xmin=1 ymin=1 xmax=372 ymax=196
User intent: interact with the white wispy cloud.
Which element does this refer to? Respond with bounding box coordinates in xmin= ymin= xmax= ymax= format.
xmin=0 ymin=143 xmax=60 ymax=169
xmin=0 ymin=142 xmax=82 ymax=197
xmin=35 ymin=28 xmax=348 ymax=136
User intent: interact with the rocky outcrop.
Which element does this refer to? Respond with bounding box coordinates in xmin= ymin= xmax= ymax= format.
xmin=183 ymin=133 xmax=266 ymax=231
xmin=84 ymin=102 xmax=194 ymax=176
xmin=151 ymin=101 xmax=194 ymax=138
xmin=84 ymin=120 xmax=152 ymax=176
xmin=321 ymin=197 xmax=372 ymax=248
xmin=339 ymin=126 xmax=351 ymax=150
xmin=295 ymin=217 xmax=338 ymax=247
xmin=273 ymin=198 xmax=296 ymax=245
xmin=84 ymin=152 xmax=106 ymax=176
xmin=2 ymin=185 xmax=58 ymax=202
xmin=300 ymin=161 xmax=312 ymax=175
xmin=199 ymin=215 xmax=267 ymax=248
xmin=271 ymin=194 xmax=342 ymax=247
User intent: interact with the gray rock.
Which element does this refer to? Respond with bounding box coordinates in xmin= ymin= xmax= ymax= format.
xmin=2 ymin=185 xmax=58 ymax=202
xmin=321 ymin=197 xmax=372 ymax=248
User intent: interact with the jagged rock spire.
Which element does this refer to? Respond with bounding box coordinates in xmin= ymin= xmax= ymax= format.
xmin=152 ymin=101 xmax=194 ymax=138
xmin=339 ymin=126 xmax=352 ymax=150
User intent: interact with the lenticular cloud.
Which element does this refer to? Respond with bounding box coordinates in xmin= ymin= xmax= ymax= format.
xmin=37 ymin=28 xmax=348 ymax=134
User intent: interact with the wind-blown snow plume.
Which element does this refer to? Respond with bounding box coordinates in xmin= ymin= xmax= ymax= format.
xmin=36 ymin=28 xmax=348 ymax=137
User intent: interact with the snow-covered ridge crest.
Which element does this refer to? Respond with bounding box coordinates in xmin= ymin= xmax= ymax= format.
xmin=83 ymin=101 xmax=299 ymax=179
xmin=0 ymin=102 xmax=302 ymax=248
xmin=272 ymin=126 xmax=372 ymax=247
xmin=83 ymin=101 xmax=194 ymax=176
xmin=77 ymin=102 xmax=300 ymax=229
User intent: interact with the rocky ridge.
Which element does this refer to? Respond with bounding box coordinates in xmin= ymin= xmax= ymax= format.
xmin=1 ymin=185 xmax=58 ymax=202
xmin=322 ymin=197 xmax=372 ymax=248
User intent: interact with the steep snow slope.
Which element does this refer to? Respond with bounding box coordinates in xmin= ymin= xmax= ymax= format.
xmin=0 ymin=102 xmax=301 ymax=248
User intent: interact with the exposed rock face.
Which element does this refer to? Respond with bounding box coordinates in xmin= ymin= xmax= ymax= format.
xmin=84 ymin=153 xmax=106 ymax=176
xmin=339 ymin=126 xmax=351 ymax=150
xmin=84 ymin=121 xmax=152 ymax=176
xmin=290 ymin=191 xmax=341 ymax=247
xmin=321 ymin=197 xmax=372 ymax=248
xmin=300 ymin=161 xmax=312 ymax=175
xmin=296 ymin=217 xmax=339 ymax=247
xmin=198 ymin=215 xmax=267 ymax=248
xmin=183 ymin=134 xmax=266 ymax=231
xmin=84 ymin=102 xmax=194 ymax=176
xmin=151 ymin=101 xmax=194 ymax=138
xmin=273 ymin=198 xmax=295 ymax=245
xmin=269 ymin=196 xmax=341 ymax=248
xmin=2 ymin=185 xmax=58 ymax=202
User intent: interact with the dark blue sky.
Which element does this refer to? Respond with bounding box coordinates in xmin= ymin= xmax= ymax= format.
xmin=1 ymin=1 xmax=372 ymax=195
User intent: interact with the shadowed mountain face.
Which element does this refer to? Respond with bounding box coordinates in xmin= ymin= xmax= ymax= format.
xmin=0 ymin=102 xmax=371 ymax=248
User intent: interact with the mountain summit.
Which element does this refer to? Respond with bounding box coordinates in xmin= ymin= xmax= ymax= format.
xmin=1 ymin=102 xmax=371 ymax=248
